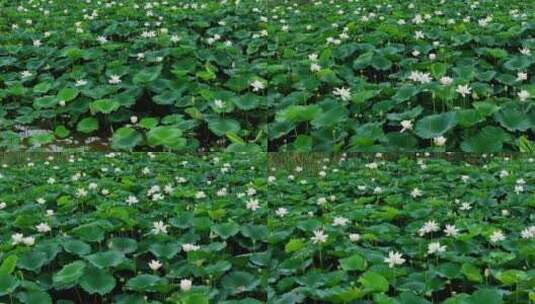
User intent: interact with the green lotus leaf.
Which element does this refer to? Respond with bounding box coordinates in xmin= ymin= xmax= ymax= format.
xmin=79 ymin=266 xmax=116 ymax=295
xmin=33 ymin=82 xmax=53 ymax=94
xmin=392 ymin=85 xmax=420 ymax=103
xmin=146 ymin=126 xmax=186 ymax=149
xmin=461 ymin=263 xmax=483 ymax=283
xmin=85 ymin=250 xmax=125 ymax=268
xmin=17 ymin=251 xmax=47 ymax=272
xmin=460 ymin=126 xmax=510 ymax=153
xmin=29 ymin=132 xmax=55 ymax=146
xmin=339 ymin=254 xmax=367 ymax=271
xmin=57 ymin=88 xmax=79 ymax=102
xmin=222 ymin=271 xmax=259 ymax=294
xmin=54 ymin=125 xmax=70 ymax=138
xmin=52 ymin=261 xmax=86 ymax=289
xmin=504 ymin=56 xmax=532 ymax=70
xmin=125 ymin=274 xmax=168 ymax=292
xmin=111 ymin=127 xmax=143 ymax=150
xmin=108 ymin=238 xmax=138 ymax=254
xmin=16 ymin=290 xmax=52 ymax=304
xmin=133 ymin=65 xmax=162 ymax=84
xmin=0 ymin=255 xmax=18 ymax=275
xmin=206 ymin=118 xmax=241 ymax=137
xmin=494 ymin=270 xmax=527 ymax=285
xmin=358 ymin=271 xmax=389 ymax=293
xmin=177 ymin=293 xmax=210 ymax=304
xmin=414 ymin=112 xmax=458 ymax=139
xmin=153 ymin=90 xmax=181 ymax=105
xmin=311 ymin=103 xmax=348 ymax=128
xmin=240 ymin=224 xmax=268 ymax=241
xmin=430 ymin=62 xmax=448 ymax=78
xmin=371 ymin=55 xmax=392 ymax=71
xmin=352 ymin=90 xmax=381 ymax=104
xmin=0 ymin=274 xmax=20 ymax=296
xmin=90 ymin=99 xmax=120 ymax=114
xmin=62 ymin=239 xmax=92 ymax=256
xmin=76 ymin=117 xmax=99 ymax=134
xmin=276 ymin=105 xmax=322 ymax=123
xmin=467 ymin=289 xmax=503 ymax=304
xmin=494 ymin=107 xmax=532 ymax=131
xmin=33 ymin=96 xmax=58 ymax=108
xmin=71 ymin=224 xmax=105 ymax=242
xmin=212 ymin=222 xmax=241 ymax=239
xmin=353 ymin=51 xmax=374 ymax=69
xmin=148 ymin=242 xmax=180 ymax=259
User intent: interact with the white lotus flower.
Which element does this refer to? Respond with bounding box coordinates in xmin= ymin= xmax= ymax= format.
xmin=195 ymin=191 xmax=206 ymax=199
xmin=519 ymin=47 xmax=531 ymax=56
xmin=490 ymin=230 xmax=505 ymax=243
xmin=332 ymin=216 xmax=349 ymax=226
xmin=108 ymin=75 xmax=122 ymax=84
xmin=427 ymin=242 xmax=446 ymax=255
xmin=456 ymin=84 xmax=472 ymax=97
xmin=434 ymin=136 xmax=447 ymax=146
xmin=126 ymin=195 xmax=138 ymax=205
xmin=444 ymin=224 xmax=459 ymax=237
xmin=521 ymin=226 xmax=535 ymax=239
xmin=12 ymin=233 xmax=24 ymax=245
xmin=246 ymin=198 xmax=260 ymax=211
xmin=180 ymin=279 xmax=192 ymax=291
xmin=152 ymin=221 xmax=168 ymax=235
xmin=408 ymin=71 xmax=432 ymax=84
xmin=460 ymin=202 xmax=472 ymax=211
xmin=97 ymin=35 xmax=108 ymax=43
xmin=440 ymin=76 xmax=453 ymax=85
xmin=415 ymin=31 xmax=424 ymax=39
xmin=349 ymin=233 xmax=360 ymax=242
xmin=21 ymin=70 xmax=33 ymax=78
xmin=311 ymin=229 xmax=328 ymax=244
xmin=518 ymin=90 xmax=530 ymax=102
xmin=517 ymin=72 xmax=528 ymax=81
xmin=384 ymin=251 xmax=406 ymax=268
xmin=250 ymin=80 xmax=265 ymax=92
xmin=275 ymin=207 xmax=288 ymax=217
xmin=214 ymin=99 xmax=225 ymax=109
xmin=182 ymin=243 xmax=200 ymax=252
xmin=400 ymin=120 xmax=413 ymax=132
xmin=332 ymin=87 xmax=351 ymax=101
xmin=418 ymin=220 xmax=440 ymax=236
xmin=76 ymin=188 xmax=88 ymax=197
xmin=22 ymin=237 xmax=35 ymax=246
xmin=36 ymin=223 xmax=51 ymax=233
xmin=148 ymin=260 xmax=162 ymax=271
xmin=411 ymin=188 xmax=423 ymax=198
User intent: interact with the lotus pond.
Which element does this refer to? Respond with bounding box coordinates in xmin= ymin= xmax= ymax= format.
xmin=0 ymin=152 xmax=267 ymax=303
xmin=267 ymin=153 xmax=535 ymax=303
xmin=267 ymin=0 xmax=535 ymax=152
xmin=0 ymin=1 xmax=268 ymax=151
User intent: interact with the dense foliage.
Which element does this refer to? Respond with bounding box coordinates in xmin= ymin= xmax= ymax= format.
xmin=268 ymin=154 xmax=535 ymax=303
xmin=0 ymin=0 xmax=268 ymax=151
xmin=267 ymin=0 xmax=535 ymax=152
xmin=0 ymin=153 xmax=267 ymax=303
